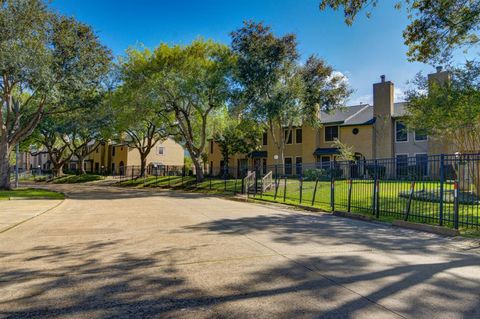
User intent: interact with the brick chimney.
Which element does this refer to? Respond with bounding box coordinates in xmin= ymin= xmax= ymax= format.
xmin=373 ymin=75 xmax=394 ymax=159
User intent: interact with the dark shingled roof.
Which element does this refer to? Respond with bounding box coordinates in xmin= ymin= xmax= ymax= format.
xmin=320 ymin=104 xmax=373 ymax=126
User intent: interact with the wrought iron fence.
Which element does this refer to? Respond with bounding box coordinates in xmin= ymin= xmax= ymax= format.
xmin=113 ymin=153 xmax=480 ymax=229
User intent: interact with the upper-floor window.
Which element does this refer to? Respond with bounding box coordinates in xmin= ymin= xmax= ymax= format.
xmin=395 ymin=121 xmax=408 ymax=142
xmin=325 ymin=126 xmax=338 ymax=142
xmin=296 ymin=128 xmax=302 ymax=144
xmin=284 ymin=129 xmax=292 ymax=144
xmin=414 ymin=130 xmax=428 ymax=141
xmin=157 ymin=147 xmax=165 ymax=155
xmin=112 ymin=146 xmax=115 ymax=156
xmin=210 ymin=140 xmax=214 ymax=154
xmin=262 ymin=132 xmax=268 ymax=145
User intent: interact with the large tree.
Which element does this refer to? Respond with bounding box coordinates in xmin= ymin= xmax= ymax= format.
xmin=405 ymin=61 xmax=480 ymax=192
xmin=319 ymin=0 xmax=480 ymax=63
xmin=212 ymin=116 xmax=262 ymax=176
xmin=132 ymin=39 xmax=235 ymax=182
xmin=231 ymin=21 xmax=350 ymax=170
xmin=0 ymin=0 xmax=111 ymax=189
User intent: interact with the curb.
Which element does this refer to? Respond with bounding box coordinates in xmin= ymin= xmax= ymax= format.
xmin=392 ymin=220 xmax=460 ymax=237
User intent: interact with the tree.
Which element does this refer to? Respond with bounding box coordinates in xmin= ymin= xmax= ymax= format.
xmin=231 ymin=21 xmax=350 ymax=171
xmin=0 ymin=0 xmax=111 ymax=189
xmin=319 ymin=0 xmax=480 ymax=63
xmin=32 ymin=115 xmax=73 ymax=177
xmin=135 ymin=39 xmax=235 ymax=182
xmin=405 ymin=61 xmax=480 ymax=192
xmin=212 ymin=117 xmax=262 ymax=176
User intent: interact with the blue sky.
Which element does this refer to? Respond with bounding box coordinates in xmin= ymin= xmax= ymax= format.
xmin=50 ymin=0 xmax=450 ymax=104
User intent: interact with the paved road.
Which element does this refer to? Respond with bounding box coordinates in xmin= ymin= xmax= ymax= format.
xmin=0 ymin=184 xmax=479 ymax=319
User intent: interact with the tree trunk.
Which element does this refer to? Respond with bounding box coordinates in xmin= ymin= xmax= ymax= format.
xmin=140 ymin=154 xmax=147 ymax=177
xmin=192 ymin=156 xmax=204 ymax=182
xmin=53 ymin=163 xmax=65 ymax=178
xmin=0 ymin=142 xmax=11 ymax=190
xmin=78 ymin=156 xmax=86 ymax=175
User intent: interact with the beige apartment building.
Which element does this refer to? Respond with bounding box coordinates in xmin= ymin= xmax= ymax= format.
xmin=21 ymin=137 xmax=184 ymax=175
xmin=208 ymin=68 xmax=450 ymax=176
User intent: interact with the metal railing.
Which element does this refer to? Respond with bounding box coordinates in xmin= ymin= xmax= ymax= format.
xmin=111 ymin=153 xmax=480 ymax=230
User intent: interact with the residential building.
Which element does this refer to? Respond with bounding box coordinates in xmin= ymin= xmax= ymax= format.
xmin=207 ymin=68 xmax=453 ymax=176
xmin=23 ymin=137 xmax=184 ymax=175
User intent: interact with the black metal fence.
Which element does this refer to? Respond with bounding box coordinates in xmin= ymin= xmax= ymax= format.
xmin=115 ymin=154 xmax=480 ymax=229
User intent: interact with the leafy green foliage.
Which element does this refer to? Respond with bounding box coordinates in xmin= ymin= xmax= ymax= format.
xmin=0 ymin=0 xmax=111 ymax=188
xmin=405 ymin=61 xmax=480 ymax=152
xmin=319 ymin=0 xmax=480 ymax=63
xmin=231 ymin=21 xmax=350 ymax=164
xmin=212 ymin=117 xmax=263 ymax=170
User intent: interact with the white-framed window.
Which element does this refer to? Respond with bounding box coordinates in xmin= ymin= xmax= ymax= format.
xmin=157 ymin=147 xmax=165 ymax=155
xmin=325 ymin=126 xmax=339 ymax=142
xmin=414 ymin=130 xmax=428 ymax=141
xmin=395 ymin=121 xmax=408 ymax=142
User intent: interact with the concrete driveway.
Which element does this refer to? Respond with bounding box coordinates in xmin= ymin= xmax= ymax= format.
xmin=0 ymin=184 xmax=479 ymax=319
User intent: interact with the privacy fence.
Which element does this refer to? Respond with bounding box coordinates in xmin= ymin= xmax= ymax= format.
xmin=115 ymin=153 xmax=480 ymax=230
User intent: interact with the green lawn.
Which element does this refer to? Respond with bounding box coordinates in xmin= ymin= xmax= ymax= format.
xmin=258 ymin=179 xmax=479 ymax=229
xmin=52 ymin=174 xmax=104 ymax=184
xmin=0 ymin=188 xmax=65 ymax=200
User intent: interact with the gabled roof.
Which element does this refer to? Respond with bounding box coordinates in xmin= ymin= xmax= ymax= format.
xmin=319 ymin=104 xmax=374 ymax=126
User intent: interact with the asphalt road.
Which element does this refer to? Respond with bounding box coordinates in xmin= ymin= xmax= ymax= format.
xmin=0 ymin=184 xmax=479 ymax=319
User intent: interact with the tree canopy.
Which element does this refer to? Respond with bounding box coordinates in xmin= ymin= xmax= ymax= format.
xmin=319 ymin=0 xmax=480 ymax=63
xmin=0 ymin=0 xmax=111 ymax=188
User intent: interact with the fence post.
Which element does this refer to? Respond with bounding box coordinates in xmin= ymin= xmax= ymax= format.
xmin=454 ymin=180 xmax=459 ymax=229
xmin=299 ymin=172 xmax=303 ymax=205
xmin=330 ymin=162 xmax=335 ymax=212
xmin=283 ymin=175 xmax=287 ymax=202
xmin=404 ymin=181 xmax=415 ymax=221
xmin=224 ymin=166 xmax=227 ymax=192
xmin=347 ymin=179 xmax=353 ymax=212
xmin=311 ymin=177 xmax=319 ymax=206
xmin=439 ymin=154 xmax=445 ymax=226
xmin=372 ymin=159 xmax=378 ymax=215
xmin=274 ymin=175 xmax=279 ymax=200
xmin=241 ymin=175 xmax=245 ymax=194
xmin=375 ymin=179 xmax=380 ymax=218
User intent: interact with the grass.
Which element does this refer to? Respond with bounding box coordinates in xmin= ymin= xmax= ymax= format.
xmin=52 ymin=174 xmax=104 ymax=184
xmin=0 ymin=188 xmax=65 ymax=200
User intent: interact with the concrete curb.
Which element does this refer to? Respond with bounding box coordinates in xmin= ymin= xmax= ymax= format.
xmin=333 ymin=211 xmax=376 ymax=222
xmin=392 ymin=220 xmax=460 ymax=237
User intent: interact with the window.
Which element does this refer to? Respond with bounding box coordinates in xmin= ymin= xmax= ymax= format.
xmin=96 ymin=147 xmax=99 ymax=153
xmin=325 ymin=126 xmax=339 ymax=142
xmin=262 ymin=158 xmax=267 ymax=174
xmin=414 ymin=130 xmax=428 ymax=141
xmin=415 ymin=153 xmax=428 ymax=176
xmin=157 ymin=147 xmax=165 ymax=155
xmin=295 ymin=128 xmax=302 ymax=144
xmin=262 ymin=132 xmax=268 ymax=145
xmin=210 ymin=140 xmax=214 ymax=154
xmin=112 ymin=146 xmax=115 ymax=157
xmin=284 ymin=130 xmax=292 ymax=144
xmin=395 ymin=121 xmax=408 ymax=142
xmin=352 ymin=128 xmax=359 ymax=135
xmin=295 ymin=157 xmax=302 ymax=175
xmin=285 ymin=157 xmax=293 ymax=175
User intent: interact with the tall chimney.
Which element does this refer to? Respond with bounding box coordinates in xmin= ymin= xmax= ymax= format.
xmin=373 ymin=75 xmax=394 ymax=159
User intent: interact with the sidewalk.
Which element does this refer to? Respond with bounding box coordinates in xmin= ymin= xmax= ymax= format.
xmin=0 ymin=199 xmax=64 ymax=233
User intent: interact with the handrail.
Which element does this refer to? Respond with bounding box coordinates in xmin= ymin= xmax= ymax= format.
xmin=262 ymin=171 xmax=273 ymax=192
xmin=243 ymin=170 xmax=256 ymax=194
